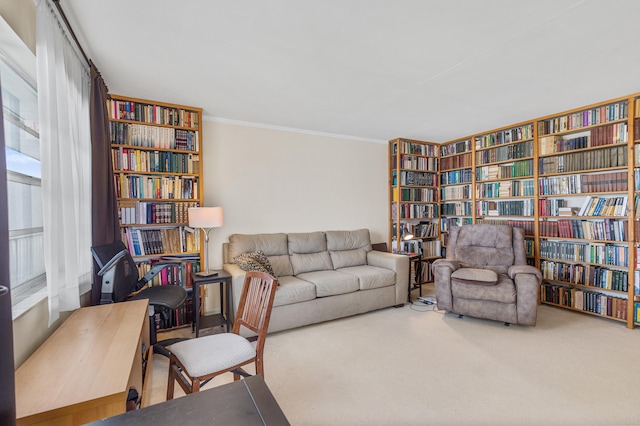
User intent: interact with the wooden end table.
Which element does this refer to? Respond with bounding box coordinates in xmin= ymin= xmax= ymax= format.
xmin=192 ymin=270 xmax=233 ymax=337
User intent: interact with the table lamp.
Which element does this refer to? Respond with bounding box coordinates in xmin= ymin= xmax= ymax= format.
xmin=188 ymin=206 xmax=224 ymax=277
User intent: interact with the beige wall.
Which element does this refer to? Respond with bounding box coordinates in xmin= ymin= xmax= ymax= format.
xmin=202 ymin=120 xmax=389 ymax=269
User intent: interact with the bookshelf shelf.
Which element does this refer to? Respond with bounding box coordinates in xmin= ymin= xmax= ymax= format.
xmin=109 ymin=94 xmax=203 ymax=332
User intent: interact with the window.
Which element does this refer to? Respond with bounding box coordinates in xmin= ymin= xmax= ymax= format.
xmin=1 ymin=50 xmax=45 ymax=308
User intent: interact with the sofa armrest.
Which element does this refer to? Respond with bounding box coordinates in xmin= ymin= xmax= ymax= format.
xmin=366 ymin=250 xmax=409 ymax=305
xmin=223 ymin=263 xmax=248 ymax=319
xmin=508 ymin=265 xmax=542 ymax=281
xmin=432 ymin=259 xmax=460 ymax=312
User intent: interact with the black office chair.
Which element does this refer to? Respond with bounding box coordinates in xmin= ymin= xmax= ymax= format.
xmin=91 ymin=240 xmax=190 ymax=358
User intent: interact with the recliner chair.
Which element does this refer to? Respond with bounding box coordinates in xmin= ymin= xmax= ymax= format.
xmin=91 ymin=240 xmax=190 ymax=356
xmin=432 ymin=224 xmax=542 ymax=326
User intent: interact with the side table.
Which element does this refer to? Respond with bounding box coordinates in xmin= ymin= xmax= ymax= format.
xmin=192 ymin=270 xmax=233 ymax=337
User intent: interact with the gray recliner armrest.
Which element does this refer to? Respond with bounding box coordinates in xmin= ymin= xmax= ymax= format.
xmin=432 ymin=259 xmax=460 ymax=271
xmin=508 ymin=265 xmax=542 ymax=281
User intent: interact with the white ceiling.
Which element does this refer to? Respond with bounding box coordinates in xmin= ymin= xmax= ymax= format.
xmin=62 ymin=0 xmax=640 ymax=143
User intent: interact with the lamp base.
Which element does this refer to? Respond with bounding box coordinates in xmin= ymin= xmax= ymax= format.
xmin=194 ymin=270 xmax=219 ymax=277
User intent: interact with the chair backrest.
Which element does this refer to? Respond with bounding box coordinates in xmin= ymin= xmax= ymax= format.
xmin=446 ymin=224 xmax=526 ymax=273
xmin=91 ymin=240 xmax=140 ymax=303
xmin=232 ymin=271 xmax=278 ymax=347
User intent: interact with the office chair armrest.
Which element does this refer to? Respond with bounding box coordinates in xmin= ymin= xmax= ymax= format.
xmin=136 ymin=261 xmax=182 ymax=292
xmin=97 ymin=249 xmax=129 ymax=276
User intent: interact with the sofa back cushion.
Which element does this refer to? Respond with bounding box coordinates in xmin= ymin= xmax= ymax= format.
xmin=326 ymin=229 xmax=372 ymax=269
xmin=288 ymin=232 xmax=333 ymax=275
xmin=228 ymin=233 xmax=293 ymax=277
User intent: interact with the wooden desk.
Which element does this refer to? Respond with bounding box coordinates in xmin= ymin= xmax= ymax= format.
xmin=15 ymin=299 xmax=150 ymax=425
xmin=89 ymin=375 xmax=290 ymax=426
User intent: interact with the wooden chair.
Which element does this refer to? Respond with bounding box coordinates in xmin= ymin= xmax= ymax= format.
xmin=167 ymin=271 xmax=278 ymax=399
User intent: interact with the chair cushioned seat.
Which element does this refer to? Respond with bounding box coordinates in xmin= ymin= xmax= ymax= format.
xmin=451 ymin=273 xmax=516 ymax=303
xmin=170 ymin=333 xmax=256 ymax=377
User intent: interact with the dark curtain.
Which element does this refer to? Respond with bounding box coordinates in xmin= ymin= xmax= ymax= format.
xmin=0 ymin=73 xmax=16 ymax=425
xmin=90 ymin=61 xmax=120 ymax=305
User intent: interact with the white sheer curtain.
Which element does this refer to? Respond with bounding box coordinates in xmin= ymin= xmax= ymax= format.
xmin=36 ymin=0 xmax=92 ymax=324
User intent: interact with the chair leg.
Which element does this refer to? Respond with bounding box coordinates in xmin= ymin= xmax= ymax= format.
xmin=166 ymin=358 xmax=176 ymax=400
xmin=192 ymin=378 xmax=201 ymax=393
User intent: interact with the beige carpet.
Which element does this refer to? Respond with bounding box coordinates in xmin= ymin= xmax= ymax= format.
xmin=148 ymin=289 xmax=640 ymax=425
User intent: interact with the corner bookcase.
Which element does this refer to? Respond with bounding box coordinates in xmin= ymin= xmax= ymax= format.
xmin=390 ymin=92 xmax=640 ymax=328
xmin=108 ymin=94 xmax=204 ymax=331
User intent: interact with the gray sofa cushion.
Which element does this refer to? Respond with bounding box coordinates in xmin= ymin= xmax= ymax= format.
xmin=228 ymin=233 xmax=293 ymax=277
xmin=337 ymin=265 xmax=396 ymax=290
xmin=326 ymin=229 xmax=372 ymax=269
xmin=272 ymin=275 xmax=316 ymax=307
xmin=288 ymin=232 xmax=334 ymax=275
xmin=297 ymin=270 xmax=359 ymax=297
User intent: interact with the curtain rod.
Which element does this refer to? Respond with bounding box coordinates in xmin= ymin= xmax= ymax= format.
xmin=51 ymin=0 xmax=90 ymax=66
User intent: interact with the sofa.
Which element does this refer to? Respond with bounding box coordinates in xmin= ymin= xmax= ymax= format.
xmin=432 ymin=224 xmax=542 ymax=326
xmin=222 ymin=229 xmax=410 ymax=333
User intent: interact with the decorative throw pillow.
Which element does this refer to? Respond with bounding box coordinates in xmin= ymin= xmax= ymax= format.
xmin=233 ymin=250 xmax=277 ymax=278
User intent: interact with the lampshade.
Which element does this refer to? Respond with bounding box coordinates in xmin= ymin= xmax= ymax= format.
xmin=188 ymin=207 xmax=224 ymax=228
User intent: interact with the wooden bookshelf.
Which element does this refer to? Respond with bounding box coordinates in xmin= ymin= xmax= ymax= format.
xmin=391 ymin=92 xmax=640 ymax=328
xmin=108 ymin=94 xmax=203 ymax=331
xmin=388 ymin=138 xmax=440 ymax=257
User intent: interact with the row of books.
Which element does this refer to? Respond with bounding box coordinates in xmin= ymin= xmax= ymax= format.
xmin=110 ymin=122 xmax=199 ymax=151
xmin=539 ymin=241 xmax=628 ymax=266
xmin=538 ymin=145 xmax=627 ymax=174
xmin=538 ymin=171 xmax=627 ymax=195
xmin=440 ymin=168 xmax=473 ymax=185
xmin=441 ymin=184 xmax=471 ymax=201
xmin=632 ymin=169 xmax=640 ymax=191
xmin=112 ymin=148 xmax=199 ymax=174
xmin=539 ymin=123 xmax=628 ymax=155
xmin=476 ymin=159 xmax=534 ymax=181
xmin=476 ymin=140 xmax=533 ymax=165
xmin=138 ymin=257 xmax=200 ymax=288
xmin=119 ymin=201 xmax=199 ymax=225
xmin=398 ymin=187 xmax=438 ymax=203
xmin=399 ymin=155 xmax=438 ymax=171
xmin=440 ymin=152 xmax=472 ymax=171
xmin=440 ymin=217 xmax=473 ymax=232
xmin=396 ymin=170 xmax=438 ymax=186
xmin=476 ymin=199 xmax=534 ymax=217
xmin=393 ymin=140 xmax=438 ymax=156
xmin=538 ymin=198 xmax=567 ymax=217
xmin=476 ymin=179 xmax=535 ymax=199
xmin=440 ymin=139 xmax=471 ymax=157
xmin=122 ymin=226 xmax=200 ymax=256
xmin=406 ymin=220 xmax=439 ymax=238
xmin=420 ymin=239 xmax=442 ymax=257
xmin=539 ymin=219 xmax=628 ymax=241
xmin=108 ymin=99 xmax=200 ymax=129
xmin=474 ymin=124 xmax=534 ymax=149
xmin=635 ymin=302 xmax=640 ymax=323
xmin=537 ymin=100 xmax=628 ymax=136
xmin=540 ymin=261 xmax=628 ymax=292
xmin=392 ymin=203 xmax=438 ymax=219
xmin=114 ymin=174 xmax=199 ymax=200
xmin=540 ymin=283 xmax=628 ymax=320
xmin=476 ymin=218 xmax=535 ymax=236
xmin=577 ymin=195 xmax=628 ymax=217
xmin=441 ymin=201 xmax=473 ymax=216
